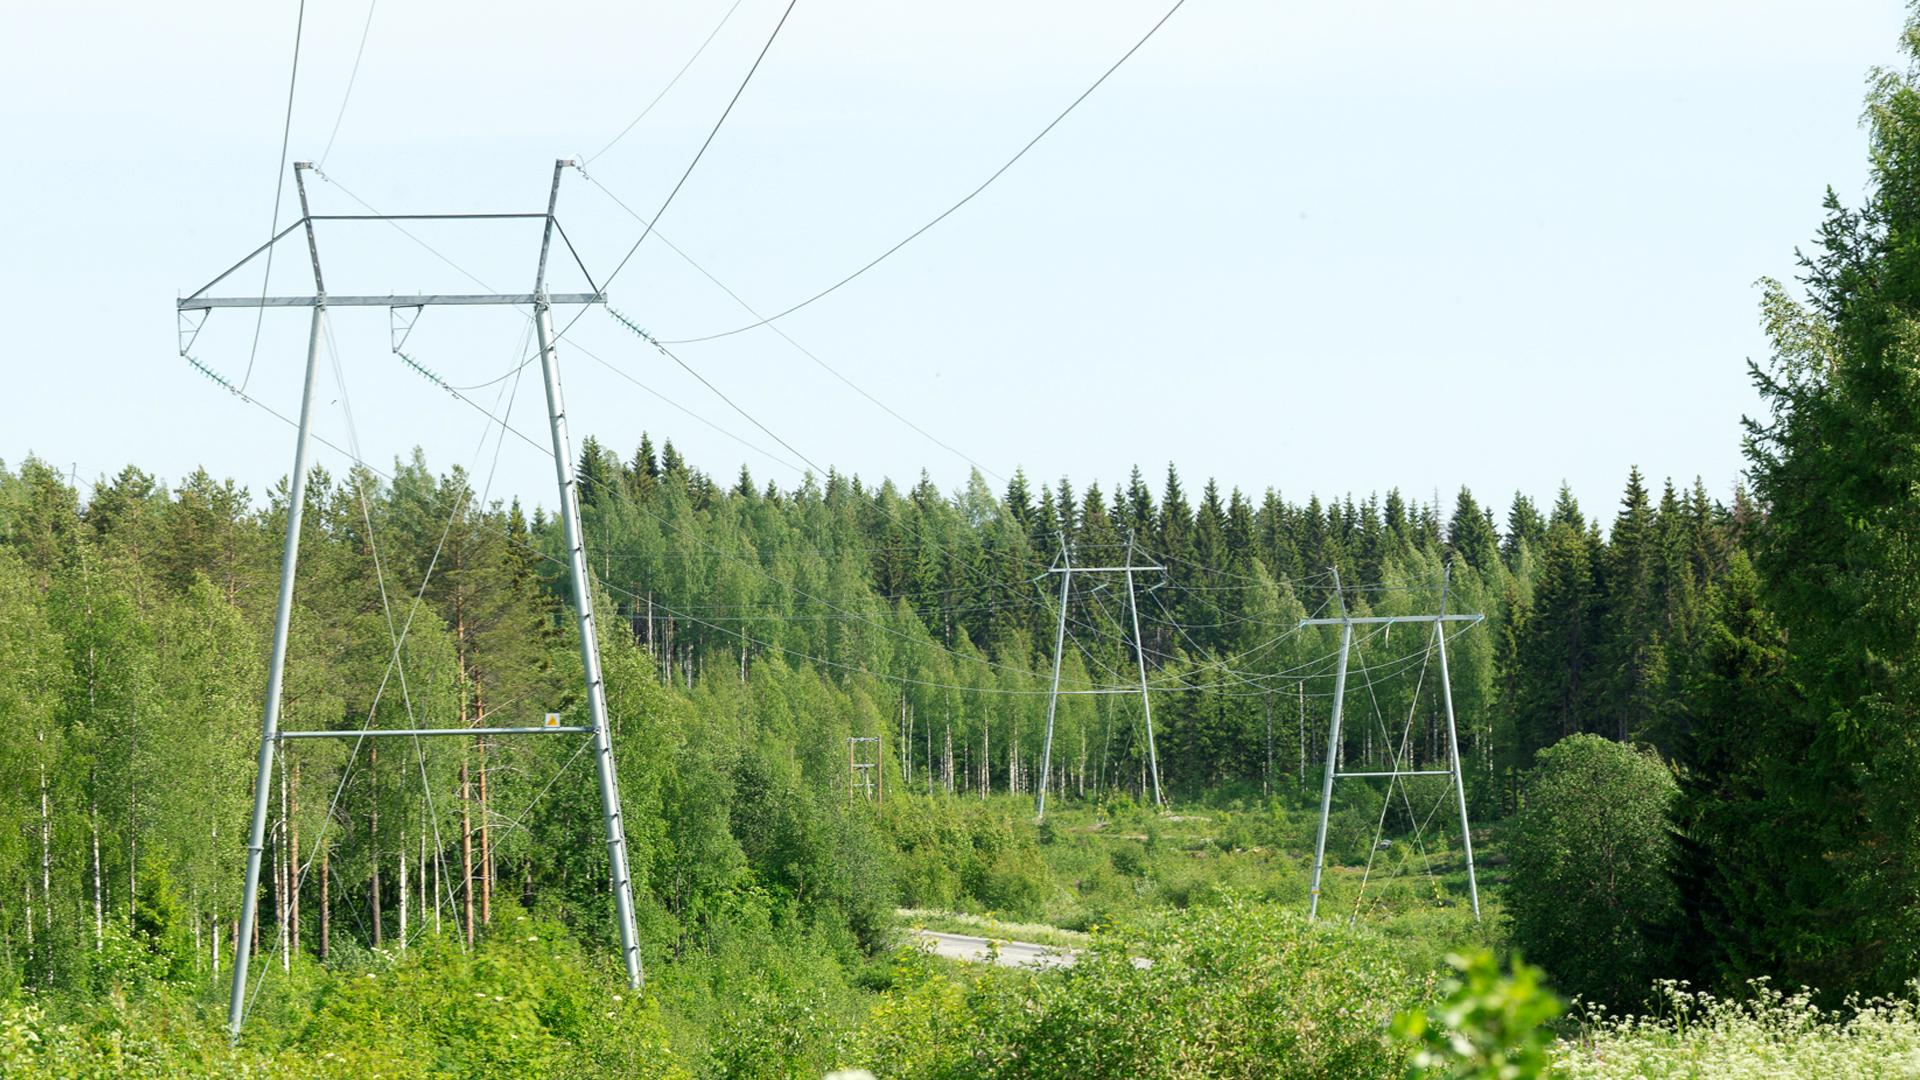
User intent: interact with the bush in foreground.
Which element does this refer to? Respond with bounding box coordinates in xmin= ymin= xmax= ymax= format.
xmin=1507 ymin=734 xmax=1677 ymax=1014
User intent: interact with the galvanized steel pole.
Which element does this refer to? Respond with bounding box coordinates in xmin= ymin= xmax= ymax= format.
xmin=1035 ymin=537 xmax=1072 ymax=821
xmin=229 ymin=164 xmax=327 ymax=1040
xmin=1308 ymin=570 xmax=1351 ymax=921
xmin=533 ymin=160 xmax=643 ymax=991
xmin=1435 ymin=564 xmax=1480 ymax=920
xmin=1126 ymin=534 xmax=1163 ymax=808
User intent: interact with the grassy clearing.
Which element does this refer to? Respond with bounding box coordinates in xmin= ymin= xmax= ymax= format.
xmin=894 ymin=909 xmax=1091 ymax=950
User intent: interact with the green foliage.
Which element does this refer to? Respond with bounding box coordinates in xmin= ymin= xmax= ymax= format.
xmin=1393 ymin=950 xmax=1560 ymax=1080
xmin=848 ymin=941 xmax=981 ymax=1079
xmin=855 ymin=895 xmax=1432 ymax=1080
xmin=130 ymin=867 xmax=194 ymax=983
xmin=1737 ymin=9 xmax=1920 ymax=998
xmin=0 ymin=351 xmax=1773 ymax=1073
xmin=704 ymin=984 xmax=849 ymax=1080
xmin=884 ymin=798 xmax=1049 ymax=917
xmin=1666 ymin=551 xmax=1795 ymax=995
xmin=0 ymin=994 xmax=315 ymax=1080
xmin=646 ymin=905 xmax=867 ymax=1080
xmin=1505 ymin=734 xmax=1676 ymax=1013
xmin=294 ymin=908 xmax=684 ymax=1080
xmin=727 ymin=750 xmax=895 ymax=953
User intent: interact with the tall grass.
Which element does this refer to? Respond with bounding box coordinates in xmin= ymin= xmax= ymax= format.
xmin=1551 ymin=980 xmax=1920 ymax=1079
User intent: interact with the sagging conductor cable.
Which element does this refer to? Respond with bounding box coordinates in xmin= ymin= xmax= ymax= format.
xmin=240 ymin=0 xmax=309 ymax=394
xmin=553 ymin=0 xmax=801 ymax=346
xmin=658 ymin=0 xmax=1190 ymax=345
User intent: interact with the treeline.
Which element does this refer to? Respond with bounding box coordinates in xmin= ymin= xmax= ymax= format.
xmin=568 ymin=431 xmax=1740 ymax=805
xmin=1655 ymin=42 xmax=1920 ymax=1002
xmin=0 ymin=422 xmax=1740 ymax=998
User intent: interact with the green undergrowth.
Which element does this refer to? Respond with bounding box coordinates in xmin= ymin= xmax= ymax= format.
xmin=854 ymin=893 xmax=1434 ymax=1080
xmin=26 ymin=886 xmax=1917 ymax=1079
xmin=1008 ymin=789 xmax=1495 ymax=956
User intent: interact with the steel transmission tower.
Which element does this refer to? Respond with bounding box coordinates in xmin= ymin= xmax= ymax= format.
xmin=1034 ymin=532 xmax=1163 ymax=821
xmin=1303 ymin=566 xmax=1483 ymax=922
xmin=180 ymin=160 xmax=643 ymax=1040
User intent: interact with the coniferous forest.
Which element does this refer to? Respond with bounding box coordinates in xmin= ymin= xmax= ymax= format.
xmin=21 ymin=17 xmax=1920 ymax=1080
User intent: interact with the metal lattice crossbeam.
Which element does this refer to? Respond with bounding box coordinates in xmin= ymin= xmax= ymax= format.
xmin=178 ymin=293 xmax=605 ymax=310
xmin=274 ymin=726 xmax=593 ymax=739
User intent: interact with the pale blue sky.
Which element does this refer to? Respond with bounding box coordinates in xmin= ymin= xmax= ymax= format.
xmin=1 ymin=0 xmax=1909 ymax=525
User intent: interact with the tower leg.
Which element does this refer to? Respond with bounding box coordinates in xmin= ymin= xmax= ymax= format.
xmin=1035 ymin=538 xmax=1070 ymax=821
xmin=1125 ymin=535 xmax=1163 ymax=808
xmin=229 ymin=302 xmax=325 ymax=1039
xmin=1308 ymin=569 xmax=1351 ymax=922
xmin=532 ymin=159 xmax=640 ymax=990
xmin=1435 ymin=566 xmax=1480 ymax=920
xmin=535 ymin=300 xmax=643 ymax=990
xmin=1308 ymin=620 xmax=1352 ymax=921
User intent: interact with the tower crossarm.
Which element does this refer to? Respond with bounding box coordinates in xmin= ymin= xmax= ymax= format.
xmin=178 ymin=293 xmax=605 ymax=310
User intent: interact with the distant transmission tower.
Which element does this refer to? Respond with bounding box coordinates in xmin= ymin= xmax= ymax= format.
xmin=848 ymin=735 xmax=882 ymax=809
xmin=1034 ymin=531 xmax=1163 ymax=821
xmin=180 ymin=160 xmax=642 ymax=1039
xmin=1303 ymin=566 xmax=1482 ymax=922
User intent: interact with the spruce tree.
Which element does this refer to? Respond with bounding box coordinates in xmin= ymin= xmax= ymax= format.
xmin=1003 ymin=470 xmax=1034 ymax=535
xmin=1599 ymin=469 xmax=1662 ymax=744
xmin=1255 ymin=489 xmax=1299 ymax=582
xmin=1734 ymin=17 xmax=1920 ymax=995
xmin=1511 ymin=486 xmax=1601 ymax=762
xmin=1666 ymin=552 xmax=1793 ymax=994
xmin=629 ymin=435 xmax=660 ymax=502
xmin=575 ymin=436 xmax=615 ymax=509
xmin=1157 ymin=466 xmax=1192 ymax=569
xmin=1446 ymin=488 xmax=1501 ymax=576
xmin=1121 ymin=466 xmax=1155 ymax=544
xmin=1502 ymin=492 xmax=1546 ymax=571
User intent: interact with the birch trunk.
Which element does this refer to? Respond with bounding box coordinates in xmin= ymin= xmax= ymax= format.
xmin=290 ymin=763 xmax=300 ymax=956
xmin=479 ymin=752 xmax=492 ymax=927
xmin=319 ymin=846 xmax=329 ymax=961
xmin=91 ymin=797 xmax=102 ymax=951
xmin=369 ymin=746 xmax=382 ymax=947
xmin=460 ymin=761 xmax=474 ymax=947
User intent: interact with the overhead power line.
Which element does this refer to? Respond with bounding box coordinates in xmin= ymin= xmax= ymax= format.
xmin=606 ymin=305 xmax=827 ymax=476
xmin=576 ymin=0 xmax=801 ymax=331
xmin=588 ymin=0 xmax=749 ymax=164
xmin=576 ymin=170 xmax=1008 ymax=484
xmin=240 ymin=0 xmax=309 ymax=394
xmin=288 ymin=166 xmax=1022 ymax=608
xmin=658 ymin=0 xmax=1190 ymax=345
xmin=183 ymin=343 xmax=1473 ymax=701
xmin=319 ymin=0 xmax=378 ymax=168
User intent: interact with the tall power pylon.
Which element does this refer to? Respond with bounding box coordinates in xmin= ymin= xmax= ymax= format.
xmin=179 ymin=160 xmax=643 ymax=1040
xmin=1034 ymin=532 xmax=1163 ymax=821
xmin=1302 ymin=567 xmax=1483 ymax=922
